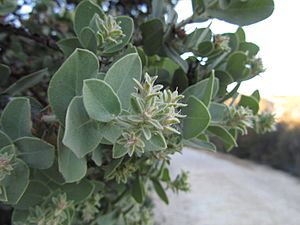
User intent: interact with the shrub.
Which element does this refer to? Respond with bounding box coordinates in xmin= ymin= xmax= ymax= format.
xmin=0 ymin=0 xmax=274 ymax=224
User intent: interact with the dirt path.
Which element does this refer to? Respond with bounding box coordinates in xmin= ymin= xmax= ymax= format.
xmin=154 ymin=148 xmax=300 ymax=225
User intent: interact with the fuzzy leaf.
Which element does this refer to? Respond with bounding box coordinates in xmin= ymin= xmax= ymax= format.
xmin=57 ymin=37 xmax=82 ymax=57
xmin=131 ymin=176 xmax=145 ymax=203
xmin=48 ymin=49 xmax=99 ymax=124
xmin=238 ymin=95 xmax=259 ymax=114
xmin=182 ymin=96 xmax=211 ymax=139
xmin=103 ymin=16 xmax=134 ymax=54
xmin=105 ymin=53 xmax=142 ymax=109
xmin=14 ymin=137 xmax=55 ymax=169
xmin=61 ymin=179 xmax=95 ymax=204
xmin=83 ymin=79 xmax=121 ymax=122
xmin=92 ymin=144 xmax=105 ymax=166
xmin=0 ymin=63 xmax=11 ymax=85
xmin=63 ymin=96 xmax=103 ymax=158
xmin=112 ymin=143 xmax=128 ymax=159
xmin=0 ymin=130 xmax=12 ymax=149
xmin=79 ymin=27 xmax=97 ymax=53
xmin=143 ymin=132 xmax=167 ymax=151
xmin=182 ymin=77 xmax=219 ymax=103
xmin=0 ymin=98 xmax=31 ymax=140
xmin=2 ymin=159 xmax=29 ymax=204
xmin=74 ymin=0 xmax=105 ymax=36
xmin=151 ymin=178 xmax=169 ymax=204
xmin=15 ymin=180 xmax=50 ymax=210
xmin=3 ymin=68 xmax=49 ymax=96
xmin=206 ymin=0 xmax=274 ymax=26
xmin=58 ymin=127 xmax=87 ymax=183
xmin=207 ymin=125 xmax=237 ymax=147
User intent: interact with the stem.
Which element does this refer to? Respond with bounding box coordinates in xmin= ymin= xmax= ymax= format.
xmin=175 ymin=14 xmax=197 ymax=29
xmin=0 ymin=23 xmax=61 ymax=52
xmin=175 ymin=0 xmax=218 ymax=29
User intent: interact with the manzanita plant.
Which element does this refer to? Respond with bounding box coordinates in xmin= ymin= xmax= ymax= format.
xmin=0 ymin=0 xmax=275 ymax=224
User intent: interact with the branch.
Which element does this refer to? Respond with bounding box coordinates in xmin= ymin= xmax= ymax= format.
xmin=0 ymin=23 xmax=61 ymax=52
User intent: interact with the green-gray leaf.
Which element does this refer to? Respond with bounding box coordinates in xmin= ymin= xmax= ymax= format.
xmin=15 ymin=180 xmax=50 ymax=210
xmin=151 ymin=178 xmax=169 ymax=204
xmin=48 ymin=48 xmax=99 ymax=124
xmin=143 ymin=132 xmax=167 ymax=152
xmin=15 ymin=137 xmax=55 ymax=169
xmin=92 ymin=144 xmax=105 ymax=166
xmin=206 ymin=0 xmax=274 ymax=26
xmin=207 ymin=125 xmax=237 ymax=147
xmin=104 ymin=53 xmax=142 ymax=109
xmin=63 ymin=96 xmax=102 ymax=158
xmin=57 ymin=37 xmax=82 ymax=57
xmin=58 ymin=127 xmax=87 ymax=183
xmin=131 ymin=176 xmax=145 ymax=203
xmin=238 ymin=95 xmax=259 ymax=114
xmin=102 ymin=16 xmax=134 ymax=55
xmin=182 ymin=96 xmax=211 ymax=139
xmin=112 ymin=143 xmax=128 ymax=159
xmin=83 ymin=79 xmax=121 ymax=122
xmin=182 ymin=77 xmax=219 ymax=103
xmin=0 ymin=130 xmax=12 ymax=149
xmin=79 ymin=27 xmax=97 ymax=53
xmin=0 ymin=63 xmax=10 ymax=85
xmin=2 ymin=68 xmax=49 ymax=96
xmin=74 ymin=0 xmax=105 ymax=36
xmin=61 ymin=179 xmax=95 ymax=204
xmin=0 ymin=97 xmax=31 ymax=140
xmin=2 ymin=159 xmax=29 ymax=204
xmin=140 ymin=19 xmax=164 ymax=56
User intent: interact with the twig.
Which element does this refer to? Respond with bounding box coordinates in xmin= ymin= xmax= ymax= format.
xmin=0 ymin=23 xmax=61 ymax=52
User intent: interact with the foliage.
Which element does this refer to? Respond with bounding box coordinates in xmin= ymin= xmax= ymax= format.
xmin=0 ymin=0 xmax=275 ymax=224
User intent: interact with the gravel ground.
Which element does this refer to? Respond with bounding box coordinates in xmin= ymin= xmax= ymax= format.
xmin=154 ymin=148 xmax=300 ymax=225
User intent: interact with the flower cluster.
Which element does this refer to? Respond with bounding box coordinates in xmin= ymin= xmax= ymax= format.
xmin=226 ymin=106 xmax=254 ymax=135
xmin=76 ymin=193 xmax=102 ymax=223
xmin=26 ymin=193 xmax=74 ymax=225
xmin=0 ymin=151 xmax=15 ymax=181
xmin=168 ymin=170 xmax=191 ymax=193
xmin=248 ymin=56 xmax=265 ymax=76
xmin=117 ymin=73 xmax=186 ymax=157
xmin=214 ymin=34 xmax=231 ymax=51
xmin=93 ymin=14 xmax=125 ymax=46
xmin=253 ymin=111 xmax=276 ymax=134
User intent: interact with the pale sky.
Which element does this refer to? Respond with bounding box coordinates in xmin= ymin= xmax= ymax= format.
xmin=175 ymin=0 xmax=300 ymax=97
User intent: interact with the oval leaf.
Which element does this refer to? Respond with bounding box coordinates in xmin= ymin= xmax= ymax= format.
xmin=63 ymin=96 xmax=102 ymax=158
xmin=2 ymin=159 xmax=29 ymax=204
xmin=48 ymin=49 xmax=99 ymax=124
xmin=0 ymin=130 xmax=12 ymax=149
xmin=151 ymin=178 xmax=169 ymax=204
xmin=103 ymin=16 xmax=134 ymax=54
xmin=238 ymin=95 xmax=259 ymax=114
xmin=74 ymin=0 xmax=105 ymax=36
xmin=131 ymin=176 xmax=145 ymax=204
xmin=104 ymin=53 xmax=142 ymax=109
xmin=182 ymin=96 xmax=211 ymax=139
xmin=0 ymin=97 xmax=31 ymax=140
xmin=206 ymin=0 xmax=274 ymax=26
xmin=57 ymin=37 xmax=82 ymax=57
xmin=58 ymin=127 xmax=87 ymax=183
xmin=79 ymin=27 xmax=97 ymax=53
xmin=15 ymin=180 xmax=50 ymax=210
xmin=207 ymin=125 xmax=237 ymax=147
xmin=15 ymin=137 xmax=55 ymax=169
xmin=83 ymin=79 xmax=121 ymax=122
